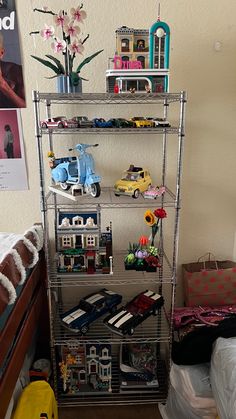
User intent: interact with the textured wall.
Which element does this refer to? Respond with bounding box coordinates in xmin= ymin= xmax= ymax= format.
xmin=1 ymin=1 xmax=236 ymax=301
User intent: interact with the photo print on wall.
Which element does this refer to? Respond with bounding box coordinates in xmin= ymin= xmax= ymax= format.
xmin=0 ymin=0 xmax=26 ymax=108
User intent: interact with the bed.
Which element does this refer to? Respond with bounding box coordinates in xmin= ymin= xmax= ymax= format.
xmin=210 ymin=337 xmax=236 ymax=419
xmin=0 ymin=224 xmax=48 ymax=419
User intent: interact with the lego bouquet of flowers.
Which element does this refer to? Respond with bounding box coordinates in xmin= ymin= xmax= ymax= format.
xmin=30 ymin=4 xmax=103 ymax=88
xmin=124 ymin=208 xmax=167 ymax=272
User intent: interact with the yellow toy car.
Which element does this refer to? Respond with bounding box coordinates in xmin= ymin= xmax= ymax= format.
xmin=130 ymin=117 xmax=153 ymax=128
xmin=114 ymin=165 xmax=152 ymax=198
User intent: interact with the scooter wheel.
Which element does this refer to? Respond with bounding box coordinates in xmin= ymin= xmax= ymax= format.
xmin=90 ymin=182 xmax=101 ymax=198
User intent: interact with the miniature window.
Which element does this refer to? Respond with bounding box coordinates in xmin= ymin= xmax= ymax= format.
xmin=121 ymin=56 xmax=129 ymax=62
xmin=73 ymin=216 xmax=83 ymax=226
xmin=64 ymin=256 xmax=71 ymax=266
xmin=102 ymin=348 xmax=109 ymax=357
xmin=137 ymin=56 xmax=145 ymax=68
xmin=87 ymin=235 xmax=96 ymax=246
xmin=62 ymin=236 xmax=72 ymax=247
xmin=90 ymin=346 xmax=96 ymax=356
xmin=79 ymin=370 xmax=86 ymax=381
xmin=121 ymin=38 xmax=130 ymax=52
xmin=137 ymin=39 xmax=145 ymax=49
xmin=154 ymin=36 xmax=165 ymax=68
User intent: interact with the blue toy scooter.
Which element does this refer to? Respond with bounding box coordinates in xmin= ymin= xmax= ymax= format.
xmin=51 ymin=143 xmax=101 ymax=197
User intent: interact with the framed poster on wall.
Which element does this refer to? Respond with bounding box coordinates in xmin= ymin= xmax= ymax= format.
xmin=0 ymin=109 xmax=28 ymax=190
xmin=0 ymin=0 xmax=26 ymax=108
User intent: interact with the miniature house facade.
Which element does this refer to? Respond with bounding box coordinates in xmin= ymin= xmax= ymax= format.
xmin=57 ymin=209 xmax=112 ymax=274
xmin=60 ymin=344 xmax=112 ymax=394
xmin=106 ymin=18 xmax=170 ymax=93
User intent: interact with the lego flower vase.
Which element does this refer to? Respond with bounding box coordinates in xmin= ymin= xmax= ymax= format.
xmin=56 ymin=75 xmax=82 ymax=94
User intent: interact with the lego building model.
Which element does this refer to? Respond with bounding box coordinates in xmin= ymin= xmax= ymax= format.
xmin=59 ymin=344 xmax=112 ymax=394
xmin=57 ymin=208 xmax=113 ymax=274
xmin=106 ymin=9 xmax=170 ymax=93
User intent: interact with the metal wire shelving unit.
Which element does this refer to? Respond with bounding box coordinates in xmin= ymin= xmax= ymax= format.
xmin=33 ymin=90 xmax=186 ymax=407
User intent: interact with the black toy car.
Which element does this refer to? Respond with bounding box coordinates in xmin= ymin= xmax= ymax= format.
xmin=104 ymin=290 xmax=164 ymax=336
xmin=109 ymin=118 xmax=135 ymax=128
xmin=72 ymin=116 xmax=94 ymax=128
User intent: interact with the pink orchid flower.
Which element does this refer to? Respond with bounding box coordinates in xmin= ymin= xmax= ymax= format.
xmin=70 ymin=7 xmax=87 ymax=22
xmin=51 ymin=37 xmax=67 ymax=53
xmin=68 ymin=40 xmax=84 ymax=55
xmin=53 ymin=10 xmax=69 ymax=27
xmin=40 ymin=24 xmax=55 ymax=40
xmin=64 ymin=22 xmax=80 ymax=38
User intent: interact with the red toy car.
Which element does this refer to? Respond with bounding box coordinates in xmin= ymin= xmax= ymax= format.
xmin=104 ymin=290 xmax=164 ymax=336
xmin=41 ymin=116 xmax=78 ymax=129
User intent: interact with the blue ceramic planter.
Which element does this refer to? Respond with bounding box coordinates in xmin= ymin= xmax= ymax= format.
xmin=56 ymin=75 xmax=82 ymax=93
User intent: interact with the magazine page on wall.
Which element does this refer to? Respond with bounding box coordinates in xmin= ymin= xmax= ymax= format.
xmin=0 ymin=109 xmax=28 ymax=190
xmin=0 ymin=0 xmax=26 ymax=109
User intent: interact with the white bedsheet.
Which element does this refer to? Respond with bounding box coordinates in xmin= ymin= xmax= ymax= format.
xmin=210 ymin=337 xmax=236 ymax=419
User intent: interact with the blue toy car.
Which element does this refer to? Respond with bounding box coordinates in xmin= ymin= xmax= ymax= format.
xmin=61 ymin=289 xmax=122 ymax=334
xmin=92 ymin=118 xmax=113 ymax=128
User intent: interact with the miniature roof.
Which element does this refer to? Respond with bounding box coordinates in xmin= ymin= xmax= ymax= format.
xmin=116 ymin=26 xmax=149 ymax=36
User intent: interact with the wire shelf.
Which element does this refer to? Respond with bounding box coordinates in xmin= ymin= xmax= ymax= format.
xmin=52 ymin=306 xmax=170 ymax=346
xmin=35 ymin=91 xmax=183 ymax=105
xmin=46 ymin=186 xmax=176 ymax=209
xmin=49 ymin=251 xmax=173 ymax=287
xmin=40 ymin=126 xmax=179 ymax=135
xmin=57 ymin=359 xmax=168 ymax=406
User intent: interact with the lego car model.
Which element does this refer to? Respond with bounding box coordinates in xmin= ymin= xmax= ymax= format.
xmin=93 ymin=118 xmax=113 ymax=128
xmin=40 ymin=116 xmax=78 ymax=129
xmin=114 ymin=165 xmax=152 ymax=198
xmin=130 ymin=117 xmax=153 ymax=128
xmin=143 ymin=185 xmax=166 ymax=199
xmin=72 ymin=116 xmax=94 ymax=128
xmin=61 ymin=289 xmax=122 ymax=334
xmin=146 ymin=117 xmax=170 ymax=127
xmin=104 ymin=290 xmax=164 ymax=336
xmin=109 ymin=118 xmax=135 ymax=128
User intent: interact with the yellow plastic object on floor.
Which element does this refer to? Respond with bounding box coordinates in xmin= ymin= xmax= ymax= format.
xmin=12 ymin=381 xmax=58 ymax=419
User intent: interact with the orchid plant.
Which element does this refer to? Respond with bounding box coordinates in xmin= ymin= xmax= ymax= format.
xmin=30 ymin=5 xmax=103 ymax=86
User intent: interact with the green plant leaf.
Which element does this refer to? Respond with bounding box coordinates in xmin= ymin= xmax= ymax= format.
xmin=45 ymin=55 xmax=65 ymax=74
xmin=75 ymin=49 xmax=103 ymax=73
xmin=31 ymin=55 xmax=62 ymax=75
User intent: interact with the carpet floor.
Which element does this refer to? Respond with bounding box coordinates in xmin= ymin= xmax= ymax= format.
xmin=59 ymin=404 xmax=162 ymax=419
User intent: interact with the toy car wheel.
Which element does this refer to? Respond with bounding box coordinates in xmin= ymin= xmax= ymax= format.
xmin=90 ymin=182 xmax=101 ymax=198
xmin=58 ymin=122 xmax=64 ymax=128
xmin=81 ymin=325 xmax=88 ymax=335
xmin=114 ymin=193 xmax=120 ymax=197
xmin=132 ymin=189 xmax=140 ymax=199
xmin=128 ymin=327 xmax=134 ymax=335
xmin=152 ymin=308 xmax=159 ymax=316
xmin=41 ymin=122 xmax=47 ymax=128
xmin=60 ymin=182 xmax=71 ymax=191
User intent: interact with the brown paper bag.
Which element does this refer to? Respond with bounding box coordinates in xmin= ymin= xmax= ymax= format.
xmin=182 ymin=253 xmax=236 ymax=306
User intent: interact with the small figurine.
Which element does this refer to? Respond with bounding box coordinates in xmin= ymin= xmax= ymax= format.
xmin=145 ymin=83 xmax=151 ymax=93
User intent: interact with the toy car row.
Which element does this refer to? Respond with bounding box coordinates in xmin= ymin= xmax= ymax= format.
xmin=41 ymin=116 xmax=170 ymax=129
xmin=61 ymin=288 xmax=164 ymax=336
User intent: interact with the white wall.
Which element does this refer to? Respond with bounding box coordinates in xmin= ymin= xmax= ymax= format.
xmin=1 ymin=0 xmax=236 ymax=301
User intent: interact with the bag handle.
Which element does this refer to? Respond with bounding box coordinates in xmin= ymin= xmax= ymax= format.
xmin=197 ymin=252 xmax=218 ymax=271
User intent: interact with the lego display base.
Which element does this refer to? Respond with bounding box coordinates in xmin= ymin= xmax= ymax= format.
xmin=49 ymin=185 xmax=85 ymax=202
